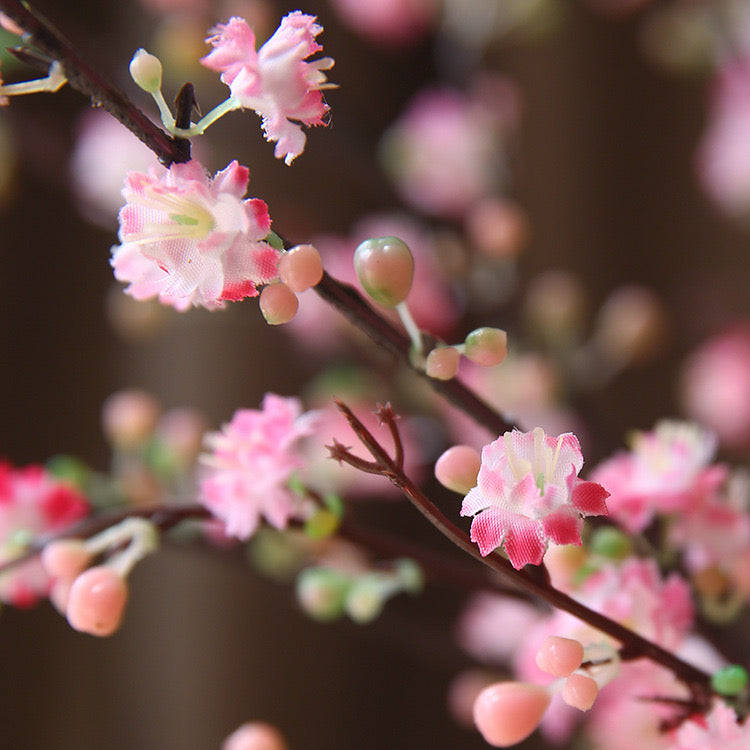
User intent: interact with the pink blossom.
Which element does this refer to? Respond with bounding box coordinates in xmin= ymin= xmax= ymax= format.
xmin=590 ymin=421 xmax=726 ymax=533
xmin=201 ymin=13 xmax=334 ymax=164
xmin=199 ymin=394 xmax=319 ymax=539
xmin=461 ymin=428 xmax=608 ymax=568
xmin=329 ymin=0 xmax=438 ymax=47
xmin=379 ymin=83 xmax=518 ymax=218
xmin=680 ymin=327 xmax=750 ymax=449
xmin=697 ymin=58 xmax=750 ymax=217
xmin=672 ymin=701 xmax=750 ymax=749
xmin=111 ymin=159 xmax=279 ymax=311
xmin=665 ymin=472 xmax=750 ymax=575
xmin=0 ymin=463 xmax=89 ymax=607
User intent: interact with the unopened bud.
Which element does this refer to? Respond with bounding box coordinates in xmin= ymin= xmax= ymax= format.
xmin=463 ymin=327 xmax=508 ymax=367
xmin=353 ymin=236 xmax=414 ymax=307
xmin=129 ymin=49 xmax=163 ymax=94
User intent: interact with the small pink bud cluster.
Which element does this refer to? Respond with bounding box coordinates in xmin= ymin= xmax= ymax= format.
xmin=426 ymin=327 xmax=508 ymax=381
xmin=473 ymin=637 xmax=619 ymax=746
xmin=352 ymin=235 xmax=507 ymax=377
xmin=260 ymin=244 xmax=323 ymax=325
xmin=41 ymin=518 xmax=158 ymax=637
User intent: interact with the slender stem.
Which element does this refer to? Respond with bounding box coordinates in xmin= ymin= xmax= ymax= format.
xmin=314 ymin=272 xmax=515 ymax=435
xmin=0 ymin=0 xmax=189 ymax=164
xmin=332 ymin=399 xmax=715 ymax=709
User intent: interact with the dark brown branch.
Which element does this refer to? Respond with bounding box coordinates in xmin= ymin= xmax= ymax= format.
xmin=0 ymin=0 xmax=188 ymax=164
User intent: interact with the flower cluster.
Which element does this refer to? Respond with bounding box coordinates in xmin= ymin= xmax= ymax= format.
xmin=201 ymin=12 xmax=335 ymax=165
xmin=199 ymin=394 xmax=319 ymax=540
xmin=460 ymin=428 xmax=609 ymax=568
xmin=111 ymin=159 xmax=280 ymax=311
xmin=0 ymin=463 xmax=89 ymax=607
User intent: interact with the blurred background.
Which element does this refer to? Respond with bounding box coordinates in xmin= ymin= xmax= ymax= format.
xmin=1 ymin=0 xmax=749 ymax=747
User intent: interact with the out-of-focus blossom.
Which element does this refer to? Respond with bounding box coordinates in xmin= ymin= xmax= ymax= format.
xmin=680 ymin=327 xmax=750 ymax=449
xmin=201 ymin=12 xmax=334 ymax=164
xmin=697 ymin=58 xmax=750 ymax=217
xmin=70 ymin=111 xmax=168 ymax=227
xmin=329 ymin=0 xmax=438 ymax=47
xmin=458 ymin=558 xmax=716 ymax=747
xmin=666 ymin=470 xmax=750 ymax=577
xmin=379 ymin=83 xmax=517 ymax=218
xmin=461 ymin=428 xmax=609 ymax=568
xmin=671 ymin=700 xmax=750 ymax=749
xmin=590 ymin=421 xmax=726 ymax=533
xmin=0 ymin=463 xmax=89 ymax=607
xmin=111 ymin=159 xmax=279 ymax=311
xmin=199 ymin=394 xmax=319 ymax=539
xmin=288 ymin=213 xmax=461 ymax=352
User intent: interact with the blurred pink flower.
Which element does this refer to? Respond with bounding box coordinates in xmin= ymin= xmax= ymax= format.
xmin=590 ymin=421 xmax=726 ymax=533
xmin=0 ymin=463 xmax=89 ymax=607
xmin=379 ymin=83 xmax=517 ymax=218
xmin=680 ymin=327 xmax=750 ymax=449
xmin=111 ymin=159 xmax=279 ymax=311
xmin=199 ymin=394 xmax=319 ymax=539
xmin=672 ymin=700 xmax=750 ymax=749
xmin=697 ymin=58 xmax=750 ymax=216
xmin=70 ymin=110 xmax=166 ymax=227
xmin=201 ymin=12 xmax=334 ymax=164
xmin=461 ymin=428 xmax=608 ymax=568
xmin=329 ymin=0 xmax=438 ymax=46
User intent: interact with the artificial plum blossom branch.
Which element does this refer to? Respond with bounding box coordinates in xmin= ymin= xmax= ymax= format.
xmin=329 ymin=398 xmax=716 ymax=711
xmin=0 ymin=0 xmax=515 ymax=437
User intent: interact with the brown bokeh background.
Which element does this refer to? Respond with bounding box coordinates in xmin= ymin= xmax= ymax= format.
xmin=0 ymin=1 xmax=747 ymax=748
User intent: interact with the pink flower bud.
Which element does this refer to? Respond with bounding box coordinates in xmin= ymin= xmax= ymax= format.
xmin=41 ymin=539 xmax=92 ymax=581
xmin=222 ymin=722 xmax=289 ymax=750
xmin=561 ymin=673 xmax=599 ymax=711
xmin=425 ymin=346 xmax=460 ymax=380
xmin=463 ymin=327 xmax=508 ymax=367
xmin=473 ymin=682 xmax=551 ymax=747
xmin=259 ymin=283 xmax=299 ymax=325
xmin=66 ymin=566 xmax=129 ymax=637
xmin=535 ymin=636 xmax=585 ymax=677
xmin=278 ymin=244 xmax=323 ymax=293
xmin=435 ymin=445 xmax=481 ymax=494
xmin=353 ymin=236 xmax=414 ymax=307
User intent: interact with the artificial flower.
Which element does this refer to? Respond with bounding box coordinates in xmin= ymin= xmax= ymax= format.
xmin=199 ymin=394 xmax=319 ymax=539
xmin=461 ymin=427 xmax=608 ymax=568
xmin=111 ymin=159 xmax=279 ymax=310
xmin=201 ymin=12 xmax=334 ymax=164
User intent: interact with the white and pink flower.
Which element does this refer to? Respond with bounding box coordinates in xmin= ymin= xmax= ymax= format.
xmin=111 ymin=159 xmax=280 ymax=311
xmin=0 ymin=463 xmax=89 ymax=607
xmin=461 ymin=428 xmax=609 ymax=568
xmin=199 ymin=394 xmax=319 ymax=540
xmin=201 ymin=12 xmax=334 ymax=164
xmin=590 ymin=421 xmax=726 ymax=533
